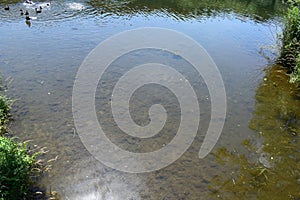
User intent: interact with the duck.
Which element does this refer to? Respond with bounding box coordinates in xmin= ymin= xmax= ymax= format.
xmin=25 ymin=15 xmax=31 ymax=20
xmin=4 ymin=5 xmax=9 ymax=10
xmin=20 ymin=9 xmax=24 ymax=15
xmin=25 ymin=19 xmax=31 ymax=27
xmin=25 ymin=10 xmax=29 ymax=15
xmin=25 ymin=0 xmax=34 ymax=4
xmin=35 ymin=7 xmax=42 ymax=13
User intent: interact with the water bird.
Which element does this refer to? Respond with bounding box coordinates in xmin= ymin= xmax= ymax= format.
xmin=35 ymin=7 xmax=42 ymax=13
xmin=20 ymin=9 xmax=24 ymax=15
xmin=4 ymin=6 xmax=9 ymax=10
xmin=25 ymin=19 xmax=31 ymax=27
xmin=25 ymin=0 xmax=34 ymax=4
xmin=25 ymin=15 xmax=31 ymax=20
xmin=25 ymin=10 xmax=29 ymax=15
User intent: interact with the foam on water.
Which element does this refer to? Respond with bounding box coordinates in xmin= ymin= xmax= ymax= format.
xmin=65 ymin=2 xmax=85 ymax=11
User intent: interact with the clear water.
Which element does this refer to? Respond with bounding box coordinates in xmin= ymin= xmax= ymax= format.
xmin=0 ymin=0 xmax=299 ymax=199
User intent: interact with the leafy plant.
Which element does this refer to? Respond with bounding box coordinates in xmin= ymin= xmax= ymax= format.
xmin=0 ymin=137 xmax=36 ymax=199
xmin=285 ymin=0 xmax=300 ymax=6
xmin=0 ymin=95 xmax=11 ymax=135
xmin=280 ymin=2 xmax=300 ymax=83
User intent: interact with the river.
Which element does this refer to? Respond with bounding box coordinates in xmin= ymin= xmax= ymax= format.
xmin=0 ymin=0 xmax=299 ymax=199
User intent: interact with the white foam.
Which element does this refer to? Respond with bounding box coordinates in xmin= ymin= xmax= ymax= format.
xmin=66 ymin=2 xmax=85 ymax=11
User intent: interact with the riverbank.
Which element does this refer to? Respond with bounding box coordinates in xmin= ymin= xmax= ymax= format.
xmin=280 ymin=1 xmax=300 ymax=83
xmin=0 ymin=80 xmax=58 ymax=200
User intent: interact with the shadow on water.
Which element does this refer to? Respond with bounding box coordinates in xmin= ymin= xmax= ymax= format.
xmin=210 ymin=65 xmax=300 ymax=199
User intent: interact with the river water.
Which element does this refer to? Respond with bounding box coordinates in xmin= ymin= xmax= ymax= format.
xmin=0 ymin=0 xmax=299 ymax=199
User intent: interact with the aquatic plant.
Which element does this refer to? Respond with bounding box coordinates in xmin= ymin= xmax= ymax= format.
xmin=210 ymin=66 xmax=300 ymax=199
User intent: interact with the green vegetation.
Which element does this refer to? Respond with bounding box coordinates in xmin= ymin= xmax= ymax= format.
xmin=280 ymin=1 xmax=300 ymax=83
xmin=0 ymin=137 xmax=36 ymax=200
xmin=290 ymin=54 xmax=300 ymax=83
xmin=0 ymin=95 xmax=10 ymax=135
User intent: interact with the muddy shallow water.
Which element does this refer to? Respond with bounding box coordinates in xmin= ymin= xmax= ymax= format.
xmin=0 ymin=0 xmax=299 ymax=199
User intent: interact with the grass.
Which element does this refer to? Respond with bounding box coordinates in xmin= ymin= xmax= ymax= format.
xmin=280 ymin=2 xmax=300 ymax=83
xmin=0 ymin=137 xmax=36 ymax=200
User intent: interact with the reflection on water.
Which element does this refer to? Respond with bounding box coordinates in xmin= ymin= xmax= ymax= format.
xmin=88 ymin=0 xmax=285 ymax=22
xmin=0 ymin=0 xmax=297 ymax=199
xmin=211 ymin=65 xmax=300 ymax=199
xmin=0 ymin=0 xmax=286 ymax=25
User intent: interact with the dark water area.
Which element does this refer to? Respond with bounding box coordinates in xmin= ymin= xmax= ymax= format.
xmin=0 ymin=0 xmax=299 ymax=199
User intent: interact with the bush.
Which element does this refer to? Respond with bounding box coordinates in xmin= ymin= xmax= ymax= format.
xmin=280 ymin=3 xmax=300 ymax=83
xmin=0 ymin=137 xmax=36 ymax=199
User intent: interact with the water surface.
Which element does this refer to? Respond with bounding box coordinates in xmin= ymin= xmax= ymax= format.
xmin=0 ymin=0 xmax=299 ymax=199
